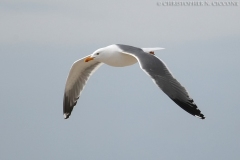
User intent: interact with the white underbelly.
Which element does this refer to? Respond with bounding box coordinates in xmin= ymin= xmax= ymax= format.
xmin=103 ymin=53 xmax=138 ymax=67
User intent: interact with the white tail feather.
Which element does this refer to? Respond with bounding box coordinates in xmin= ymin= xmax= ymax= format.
xmin=141 ymin=47 xmax=165 ymax=54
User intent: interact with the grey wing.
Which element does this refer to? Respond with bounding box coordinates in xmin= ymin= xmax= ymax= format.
xmin=117 ymin=44 xmax=205 ymax=119
xmin=63 ymin=56 xmax=102 ymax=119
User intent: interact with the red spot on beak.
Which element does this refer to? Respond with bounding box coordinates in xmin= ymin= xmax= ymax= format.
xmin=85 ymin=56 xmax=94 ymax=62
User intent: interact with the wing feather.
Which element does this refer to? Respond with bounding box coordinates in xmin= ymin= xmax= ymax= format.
xmin=117 ymin=44 xmax=205 ymax=119
xmin=63 ymin=56 xmax=102 ymax=119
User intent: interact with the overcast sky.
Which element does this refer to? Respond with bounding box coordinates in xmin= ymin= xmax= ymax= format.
xmin=0 ymin=0 xmax=240 ymax=160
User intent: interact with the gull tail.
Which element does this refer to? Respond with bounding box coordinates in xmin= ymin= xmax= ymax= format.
xmin=141 ymin=47 xmax=165 ymax=54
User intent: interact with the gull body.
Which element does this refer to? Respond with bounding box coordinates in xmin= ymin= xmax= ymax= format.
xmin=90 ymin=45 xmax=138 ymax=67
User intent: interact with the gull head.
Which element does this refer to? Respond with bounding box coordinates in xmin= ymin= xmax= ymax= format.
xmin=85 ymin=47 xmax=106 ymax=62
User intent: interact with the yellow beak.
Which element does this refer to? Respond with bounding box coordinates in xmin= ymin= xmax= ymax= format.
xmin=85 ymin=56 xmax=94 ymax=62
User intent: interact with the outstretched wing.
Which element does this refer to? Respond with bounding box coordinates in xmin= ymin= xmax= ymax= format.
xmin=63 ymin=56 xmax=102 ymax=119
xmin=117 ymin=44 xmax=205 ymax=119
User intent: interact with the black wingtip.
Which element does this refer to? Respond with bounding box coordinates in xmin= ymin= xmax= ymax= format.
xmin=171 ymin=98 xmax=206 ymax=120
xmin=63 ymin=94 xmax=78 ymax=119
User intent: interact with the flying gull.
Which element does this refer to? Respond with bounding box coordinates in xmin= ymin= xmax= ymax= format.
xmin=63 ymin=44 xmax=205 ymax=119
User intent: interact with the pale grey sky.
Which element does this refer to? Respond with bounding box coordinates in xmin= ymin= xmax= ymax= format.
xmin=0 ymin=0 xmax=240 ymax=160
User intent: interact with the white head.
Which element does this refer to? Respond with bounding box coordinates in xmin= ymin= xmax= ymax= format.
xmin=84 ymin=45 xmax=118 ymax=63
xmin=84 ymin=47 xmax=106 ymax=62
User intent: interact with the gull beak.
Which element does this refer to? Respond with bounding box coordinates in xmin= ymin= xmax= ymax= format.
xmin=85 ymin=56 xmax=95 ymax=62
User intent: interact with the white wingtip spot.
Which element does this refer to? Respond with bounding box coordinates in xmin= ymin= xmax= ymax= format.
xmin=64 ymin=114 xmax=68 ymax=119
xmin=195 ymin=115 xmax=204 ymax=119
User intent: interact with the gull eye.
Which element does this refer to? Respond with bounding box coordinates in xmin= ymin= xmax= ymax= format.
xmin=96 ymin=53 xmax=100 ymax=55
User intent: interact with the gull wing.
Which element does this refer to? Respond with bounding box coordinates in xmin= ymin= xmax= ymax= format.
xmin=117 ymin=44 xmax=205 ymax=119
xmin=63 ymin=56 xmax=102 ymax=119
